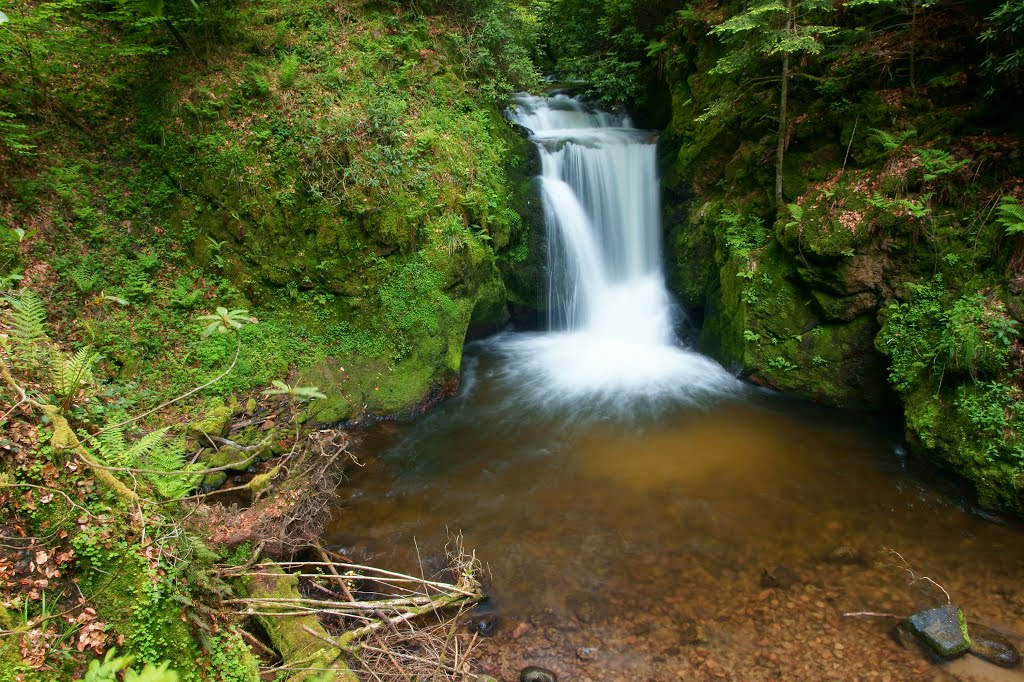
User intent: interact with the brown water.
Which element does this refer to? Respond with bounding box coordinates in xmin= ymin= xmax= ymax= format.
xmin=325 ymin=343 xmax=1024 ymax=681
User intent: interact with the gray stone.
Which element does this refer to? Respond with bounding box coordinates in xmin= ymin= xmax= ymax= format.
xmin=903 ymin=604 xmax=971 ymax=657
xmin=576 ymin=646 xmax=599 ymax=661
xmin=520 ymin=666 xmax=557 ymax=682
xmin=968 ymin=622 xmax=1022 ymax=667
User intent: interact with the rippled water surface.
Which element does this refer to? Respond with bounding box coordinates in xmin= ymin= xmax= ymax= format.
xmin=326 ymin=343 xmax=1024 ymax=681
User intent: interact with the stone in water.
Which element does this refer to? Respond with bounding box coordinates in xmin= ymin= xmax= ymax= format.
xmin=903 ymin=604 xmax=970 ymax=658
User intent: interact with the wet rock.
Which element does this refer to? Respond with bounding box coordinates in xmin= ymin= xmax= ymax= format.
xmin=968 ymin=622 xmax=1022 ymax=667
xmin=520 ymin=665 xmax=557 ymax=682
xmin=761 ymin=565 xmax=800 ymax=589
xmin=201 ymin=471 xmax=227 ymax=491
xmin=826 ymin=546 xmax=867 ymax=565
xmin=576 ymin=646 xmax=599 ymax=661
xmin=903 ymin=604 xmax=971 ymax=658
xmin=477 ymin=677 xmax=499 ymax=682
xmin=512 ymin=621 xmax=531 ymax=639
xmin=469 ymin=613 xmax=500 ymax=637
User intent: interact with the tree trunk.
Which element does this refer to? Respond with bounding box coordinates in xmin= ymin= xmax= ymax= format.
xmin=776 ymin=2 xmax=792 ymax=217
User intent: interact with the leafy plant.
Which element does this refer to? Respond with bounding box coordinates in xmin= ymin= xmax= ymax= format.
xmin=7 ymin=288 xmax=49 ymax=371
xmin=70 ymin=263 xmax=102 ymax=294
xmin=50 ymin=346 xmax=101 ymax=411
xmin=262 ymin=380 xmax=326 ymax=402
xmin=719 ymin=209 xmax=768 ymax=258
xmin=197 ymin=307 xmax=257 ymax=337
xmin=915 ymin=147 xmax=969 ymax=182
xmin=76 ymin=648 xmax=179 ymax=682
xmin=279 ymin=53 xmax=300 ymax=89
xmin=994 ymin=195 xmax=1024 ymax=235
xmin=940 ymin=293 xmax=1019 ymax=378
xmin=870 ymin=127 xmax=917 ymax=152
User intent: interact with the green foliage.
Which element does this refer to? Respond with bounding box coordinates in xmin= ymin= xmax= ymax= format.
xmin=941 ymin=293 xmax=1019 ymax=378
xmin=718 ymin=209 xmax=768 ymax=259
xmin=955 ymin=380 xmax=1024 ymax=464
xmin=436 ymin=213 xmax=469 ymax=256
xmin=994 ymin=195 xmax=1024 ymax=235
xmin=0 ymin=110 xmax=36 ymax=158
xmin=877 ymin=277 xmax=945 ymax=392
xmin=880 ymin=278 xmax=1019 ymax=388
xmin=197 ymin=307 xmax=257 ymax=338
xmin=279 ymin=53 xmax=300 ymax=89
xmin=241 ymin=61 xmax=271 ymax=99
xmin=71 ymin=262 xmax=102 ymax=294
xmin=50 ymin=346 xmax=101 ymax=411
xmin=980 ymin=0 xmax=1024 ymax=88
xmin=541 ymin=0 xmax=677 ymax=105
xmin=708 ymin=0 xmax=838 ymax=76
xmin=870 ymin=127 xmax=917 ymax=152
xmin=76 ymin=649 xmax=179 ymax=682
xmin=262 ymin=380 xmax=326 ymax=401
xmin=7 ymin=289 xmax=50 ymax=371
xmin=915 ymin=147 xmax=969 ymax=182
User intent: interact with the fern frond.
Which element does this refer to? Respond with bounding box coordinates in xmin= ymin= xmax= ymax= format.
xmin=7 ymin=289 xmax=49 ymax=371
xmin=120 ymin=426 xmax=174 ymax=468
xmin=93 ymin=423 xmax=128 ymax=466
xmin=70 ymin=263 xmax=100 ymax=294
xmin=50 ymin=346 xmax=100 ymax=410
xmin=870 ymin=127 xmax=916 ymax=153
xmin=140 ymin=431 xmax=202 ymax=499
xmin=995 ymin=197 xmax=1024 ymax=236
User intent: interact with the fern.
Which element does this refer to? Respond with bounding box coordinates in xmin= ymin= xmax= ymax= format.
xmin=70 ymin=263 xmax=101 ymax=294
xmin=50 ymin=346 xmax=100 ymax=410
xmin=94 ymin=423 xmax=129 ymax=466
xmin=870 ymin=127 xmax=917 ymax=152
xmin=142 ymin=431 xmax=200 ymax=499
xmin=7 ymin=289 xmax=49 ymax=372
xmin=95 ymin=425 xmax=170 ymax=468
xmin=92 ymin=425 xmax=201 ymax=498
xmin=995 ymin=196 xmax=1024 ymax=236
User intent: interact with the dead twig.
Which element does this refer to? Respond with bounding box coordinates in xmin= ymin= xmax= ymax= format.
xmin=882 ymin=547 xmax=951 ymax=604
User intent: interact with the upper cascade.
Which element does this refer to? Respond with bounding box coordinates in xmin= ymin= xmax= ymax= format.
xmin=496 ymin=93 xmax=739 ymax=408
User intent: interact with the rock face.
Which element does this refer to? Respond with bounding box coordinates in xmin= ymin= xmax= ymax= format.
xmin=656 ymin=15 xmax=1024 ymax=514
xmin=903 ymin=604 xmax=971 ymax=658
xmin=968 ymin=622 xmax=1022 ymax=667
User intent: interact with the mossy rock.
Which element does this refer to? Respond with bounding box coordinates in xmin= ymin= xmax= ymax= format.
xmin=702 ymin=242 xmax=891 ymax=409
xmin=185 ymin=402 xmax=234 ymax=445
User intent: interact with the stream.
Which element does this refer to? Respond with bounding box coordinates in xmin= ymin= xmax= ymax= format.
xmin=325 ymin=94 xmax=1024 ymax=680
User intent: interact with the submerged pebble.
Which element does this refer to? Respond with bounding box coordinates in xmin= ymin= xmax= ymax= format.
xmin=968 ymin=622 xmax=1022 ymax=667
xmin=469 ymin=613 xmax=501 ymax=637
xmin=520 ymin=665 xmax=558 ymax=682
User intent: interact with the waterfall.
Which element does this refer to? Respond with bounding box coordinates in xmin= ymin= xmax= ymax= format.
xmin=493 ymin=93 xmax=738 ymax=410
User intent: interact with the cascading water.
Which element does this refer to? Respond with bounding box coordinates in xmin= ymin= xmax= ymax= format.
xmin=495 ymin=93 xmax=738 ymax=407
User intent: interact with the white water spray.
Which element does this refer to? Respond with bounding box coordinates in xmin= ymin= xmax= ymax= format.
xmin=494 ymin=93 xmax=737 ymax=407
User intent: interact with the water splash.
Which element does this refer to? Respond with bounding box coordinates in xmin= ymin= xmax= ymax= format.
xmin=498 ymin=93 xmax=738 ymax=410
